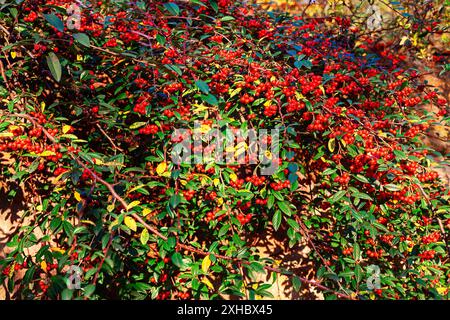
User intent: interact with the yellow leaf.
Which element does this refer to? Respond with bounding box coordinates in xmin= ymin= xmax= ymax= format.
xmin=156 ymin=162 xmax=168 ymax=176
xmin=74 ymin=191 xmax=81 ymax=202
xmin=8 ymin=125 xmax=19 ymax=132
xmin=140 ymin=228 xmax=149 ymax=245
xmin=77 ymin=54 xmax=83 ymax=61
xmin=192 ymin=103 xmax=209 ymax=114
xmin=200 ymin=177 xmax=208 ymax=186
xmin=200 ymin=124 xmax=211 ymax=134
xmin=213 ymin=178 xmax=220 ymax=186
xmin=40 ymin=261 xmax=48 ymax=272
xmin=295 ymin=91 xmax=305 ymax=100
xmin=319 ymin=85 xmax=325 ymax=95
xmin=127 ymin=200 xmax=141 ymax=211
xmin=62 ymin=125 xmax=72 ymax=134
xmin=217 ymin=197 xmax=223 ymax=205
xmin=328 ymin=138 xmax=336 ymax=153
xmin=235 ymin=147 xmax=246 ymax=158
xmin=41 ymin=101 xmax=46 ymax=112
xmin=436 ymin=287 xmax=448 ymax=295
xmin=412 ymin=32 xmax=419 ymax=46
xmin=417 ymin=48 xmax=427 ymax=59
xmin=229 ymin=173 xmax=237 ymax=182
xmin=107 ymin=204 xmax=115 ymax=212
xmin=399 ymin=36 xmax=409 ymax=46
xmin=234 ymin=141 xmax=247 ymax=151
xmin=161 ymin=171 xmax=171 ymax=178
xmin=10 ymin=51 xmax=16 ymax=59
xmin=81 ymin=220 xmax=96 ymax=226
xmin=50 ymin=247 xmax=66 ymax=254
xmin=228 ymin=87 xmax=242 ymax=98
xmin=264 ymin=150 xmax=272 ymax=159
xmin=0 ymin=132 xmax=14 ymax=138
xmin=225 ymin=145 xmax=235 ymax=153
xmin=109 ymin=219 xmax=119 ymax=231
xmin=142 ymin=208 xmax=152 ymax=217
xmin=202 ymin=255 xmax=212 ymax=273
xmin=52 ymin=171 xmax=67 ymax=184
xmin=124 ymin=216 xmax=137 ymax=232
xmin=93 ymin=158 xmax=104 ymax=165
xmin=39 ymin=150 xmax=56 ymax=157
xmin=180 ymin=179 xmax=187 ymax=186
xmin=201 ymin=277 xmax=214 ymax=290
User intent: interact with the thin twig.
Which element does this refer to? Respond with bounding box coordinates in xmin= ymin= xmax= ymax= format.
xmin=95 ymin=123 xmax=124 ymax=152
xmin=8 ymin=112 xmax=355 ymax=300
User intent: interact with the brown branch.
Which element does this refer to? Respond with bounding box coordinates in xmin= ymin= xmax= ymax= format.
xmin=8 ymin=112 xmax=355 ymax=300
xmin=95 ymin=123 xmax=124 ymax=152
xmin=92 ymin=234 xmax=113 ymax=285
xmin=0 ymin=59 xmax=10 ymax=91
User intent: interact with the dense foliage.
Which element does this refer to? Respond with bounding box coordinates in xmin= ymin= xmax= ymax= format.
xmin=0 ymin=0 xmax=449 ymax=300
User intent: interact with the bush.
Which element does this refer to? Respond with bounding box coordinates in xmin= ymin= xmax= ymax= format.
xmin=0 ymin=0 xmax=449 ymax=300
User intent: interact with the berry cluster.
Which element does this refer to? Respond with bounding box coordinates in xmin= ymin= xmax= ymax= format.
xmin=334 ymin=173 xmax=350 ymax=185
xmin=418 ymin=250 xmax=436 ymax=261
xmin=183 ymin=189 xmax=195 ymax=201
xmin=422 ymin=232 xmax=440 ymax=244
xmin=139 ymin=124 xmax=159 ymax=135
xmin=236 ymin=212 xmax=252 ymax=225
xmin=270 ymin=180 xmax=291 ymax=191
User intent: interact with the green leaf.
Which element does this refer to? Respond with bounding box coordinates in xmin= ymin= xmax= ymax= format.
xmin=353 ymin=243 xmax=361 ymax=260
xmin=201 ymin=94 xmax=218 ymax=106
xmin=218 ymin=224 xmax=230 ymax=237
xmin=83 ymin=284 xmax=96 ymax=297
xmin=322 ymin=168 xmax=336 ymax=175
xmin=166 ymin=237 xmax=177 ymax=249
xmin=23 ymin=266 xmax=36 ymax=284
xmin=384 ymin=184 xmax=402 ymax=192
xmin=292 ymin=276 xmax=302 ymax=292
xmin=190 ymin=0 xmax=207 ymax=6
xmin=46 ymin=52 xmax=62 ymax=82
xmin=220 ymin=16 xmax=235 ymax=22
xmin=195 ymin=80 xmax=210 ymax=94
xmin=355 ymin=265 xmax=362 ymax=283
xmin=61 ymin=288 xmax=73 ymax=300
xmin=156 ymin=34 xmax=166 ymax=45
xmin=210 ymin=0 xmax=219 ymax=13
xmin=393 ymin=149 xmax=407 ymax=160
xmin=164 ymin=64 xmax=182 ymax=76
xmin=171 ymin=252 xmax=184 ymax=268
xmin=169 ymin=194 xmax=182 ymax=209
xmin=355 ymin=174 xmax=370 ymax=184
xmin=277 ymin=201 xmax=291 ymax=215
xmin=163 ymin=2 xmax=180 ymax=15
xmin=353 ymin=192 xmax=373 ymax=201
xmin=329 ymin=190 xmax=347 ymax=203
xmin=73 ymin=33 xmax=91 ymax=47
xmin=267 ymin=194 xmax=275 ymax=209
xmin=43 ymin=13 xmax=64 ymax=32
xmin=272 ymin=210 xmax=282 ymax=231
xmin=286 ymin=218 xmax=300 ymax=230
